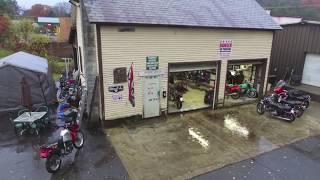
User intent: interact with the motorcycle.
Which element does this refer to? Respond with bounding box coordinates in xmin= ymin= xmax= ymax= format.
xmin=169 ymin=85 xmax=184 ymax=109
xmin=257 ymin=95 xmax=296 ymax=122
xmin=274 ymin=94 xmax=305 ymax=118
xmin=274 ymin=80 xmax=311 ymax=108
xmin=39 ymin=118 xmax=84 ymax=173
xmin=204 ymin=90 xmax=215 ymax=105
xmin=225 ymin=82 xmax=257 ymax=99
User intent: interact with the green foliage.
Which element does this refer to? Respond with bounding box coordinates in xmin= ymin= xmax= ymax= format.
xmin=11 ymin=18 xmax=35 ymax=43
xmin=0 ymin=15 xmax=11 ymax=46
xmin=27 ymin=34 xmax=50 ymax=57
xmin=0 ymin=0 xmax=19 ymax=17
xmin=256 ymin=0 xmax=320 ymax=20
xmin=0 ymin=48 xmax=12 ymax=58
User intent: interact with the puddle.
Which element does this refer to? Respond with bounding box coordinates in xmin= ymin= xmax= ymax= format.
xmin=188 ymin=127 xmax=209 ymax=150
xmin=224 ymin=114 xmax=250 ymax=139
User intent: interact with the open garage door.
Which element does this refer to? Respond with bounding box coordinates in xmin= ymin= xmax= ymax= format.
xmin=302 ymin=54 xmax=320 ymax=87
xmin=168 ymin=62 xmax=218 ymax=113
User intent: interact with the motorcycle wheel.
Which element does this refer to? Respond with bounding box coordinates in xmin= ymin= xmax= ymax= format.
xmin=176 ymin=101 xmax=183 ymax=109
xmin=296 ymin=108 xmax=304 ymax=118
xmin=45 ymin=154 xmax=61 ymax=173
xmin=256 ymin=103 xmax=265 ymax=115
xmin=231 ymin=93 xmax=240 ymax=99
xmin=247 ymin=90 xmax=257 ymax=98
xmin=303 ymin=101 xmax=310 ymax=109
xmin=287 ymin=113 xmax=296 ymax=122
xmin=73 ymin=130 xmax=85 ymax=149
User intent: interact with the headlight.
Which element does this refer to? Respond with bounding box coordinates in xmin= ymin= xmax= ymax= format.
xmin=180 ymin=97 xmax=183 ymax=102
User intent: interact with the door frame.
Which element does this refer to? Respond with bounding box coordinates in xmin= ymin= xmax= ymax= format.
xmin=226 ymin=58 xmax=268 ymax=99
xmin=167 ymin=61 xmax=220 ymax=114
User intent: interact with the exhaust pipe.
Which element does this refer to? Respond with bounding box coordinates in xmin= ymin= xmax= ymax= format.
xmin=272 ymin=115 xmax=292 ymax=121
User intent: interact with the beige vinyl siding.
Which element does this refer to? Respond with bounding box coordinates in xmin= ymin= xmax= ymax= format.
xmin=100 ymin=26 xmax=273 ymax=120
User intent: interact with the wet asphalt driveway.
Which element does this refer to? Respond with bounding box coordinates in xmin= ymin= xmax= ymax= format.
xmin=0 ymin=111 xmax=128 ymax=180
xmin=107 ymin=102 xmax=320 ymax=180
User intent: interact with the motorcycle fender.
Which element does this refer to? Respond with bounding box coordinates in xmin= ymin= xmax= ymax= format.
xmin=250 ymin=88 xmax=257 ymax=92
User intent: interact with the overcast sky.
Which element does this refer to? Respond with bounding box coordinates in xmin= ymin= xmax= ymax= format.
xmin=17 ymin=0 xmax=69 ymax=9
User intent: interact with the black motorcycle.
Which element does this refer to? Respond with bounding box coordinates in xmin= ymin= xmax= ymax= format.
xmin=257 ymin=95 xmax=296 ymax=122
xmin=204 ymin=90 xmax=214 ymax=105
xmin=274 ymin=94 xmax=305 ymax=118
xmin=285 ymin=90 xmax=311 ymax=108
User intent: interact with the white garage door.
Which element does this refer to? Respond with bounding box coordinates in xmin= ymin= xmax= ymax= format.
xmin=302 ymin=54 xmax=320 ymax=87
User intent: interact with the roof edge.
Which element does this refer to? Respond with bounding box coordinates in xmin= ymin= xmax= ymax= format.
xmin=89 ymin=21 xmax=281 ymax=31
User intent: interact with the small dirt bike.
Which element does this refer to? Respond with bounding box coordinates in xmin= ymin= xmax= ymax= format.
xmin=39 ymin=119 xmax=84 ymax=173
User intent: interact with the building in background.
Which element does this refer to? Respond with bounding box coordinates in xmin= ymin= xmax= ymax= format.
xmin=37 ymin=17 xmax=72 ymax=43
xmin=70 ymin=0 xmax=280 ymax=121
xmin=269 ymin=18 xmax=320 ymax=87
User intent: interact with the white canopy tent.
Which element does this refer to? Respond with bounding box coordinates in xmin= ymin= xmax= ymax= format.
xmin=0 ymin=51 xmax=57 ymax=110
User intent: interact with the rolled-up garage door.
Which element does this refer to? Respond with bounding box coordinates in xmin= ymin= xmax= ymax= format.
xmin=170 ymin=62 xmax=216 ymax=72
xmin=302 ymin=54 xmax=320 ymax=87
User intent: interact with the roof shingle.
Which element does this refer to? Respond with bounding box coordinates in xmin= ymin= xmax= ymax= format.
xmin=84 ymin=0 xmax=281 ymax=30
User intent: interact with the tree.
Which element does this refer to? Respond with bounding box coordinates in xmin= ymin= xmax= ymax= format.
xmin=24 ymin=4 xmax=52 ymax=17
xmin=52 ymin=2 xmax=71 ymax=17
xmin=12 ymin=18 xmax=34 ymax=43
xmin=0 ymin=15 xmax=11 ymax=47
xmin=0 ymin=0 xmax=19 ymax=16
xmin=27 ymin=34 xmax=50 ymax=57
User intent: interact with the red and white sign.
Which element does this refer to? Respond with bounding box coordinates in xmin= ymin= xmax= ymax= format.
xmin=220 ymin=40 xmax=233 ymax=57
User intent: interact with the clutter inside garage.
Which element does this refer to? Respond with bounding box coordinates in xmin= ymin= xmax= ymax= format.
xmin=168 ymin=63 xmax=217 ymax=113
xmin=224 ymin=63 xmax=261 ymax=106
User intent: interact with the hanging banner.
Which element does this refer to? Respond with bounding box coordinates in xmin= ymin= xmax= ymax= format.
xmin=128 ymin=63 xmax=135 ymax=107
xmin=220 ymin=40 xmax=233 ymax=57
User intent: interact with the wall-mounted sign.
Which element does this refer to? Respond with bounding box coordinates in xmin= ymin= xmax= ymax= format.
xmin=114 ymin=67 xmax=127 ymax=83
xmin=108 ymin=85 xmax=124 ymax=93
xmin=220 ymin=40 xmax=232 ymax=57
xmin=112 ymin=93 xmax=123 ymax=102
xmin=138 ymin=69 xmax=166 ymax=77
xmin=146 ymin=56 xmax=159 ymax=70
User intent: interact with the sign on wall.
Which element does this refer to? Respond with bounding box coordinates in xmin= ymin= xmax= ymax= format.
xmin=112 ymin=93 xmax=123 ymax=102
xmin=146 ymin=56 xmax=159 ymax=70
xmin=220 ymin=40 xmax=233 ymax=57
xmin=108 ymin=85 xmax=124 ymax=93
xmin=113 ymin=67 xmax=127 ymax=83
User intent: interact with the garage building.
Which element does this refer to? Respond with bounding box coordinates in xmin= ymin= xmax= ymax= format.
xmin=269 ymin=19 xmax=320 ymax=87
xmin=71 ymin=0 xmax=281 ymax=121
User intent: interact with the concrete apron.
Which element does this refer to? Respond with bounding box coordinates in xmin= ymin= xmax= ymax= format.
xmin=105 ymin=102 xmax=320 ymax=180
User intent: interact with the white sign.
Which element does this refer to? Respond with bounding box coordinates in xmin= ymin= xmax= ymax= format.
xmin=112 ymin=93 xmax=123 ymax=102
xmin=138 ymin=69 xmax=167 ymax=77
xmin=220 ymin=40 xmax=233 ymax=57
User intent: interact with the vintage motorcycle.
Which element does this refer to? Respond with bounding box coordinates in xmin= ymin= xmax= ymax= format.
xmin=274 ymin=80 xmax=311 ymax=108
xmin=39 ymin=118 xmax=84 ymax=173
xmin=257 ymin=95 xmax=297 ymax=122
xmin=225 ymin=82 xmax=257 ymax=99
xmin=169 ymin=85 xmax=184 ymax=109
xmin=274 ymin=94 xmax=305 ymax=118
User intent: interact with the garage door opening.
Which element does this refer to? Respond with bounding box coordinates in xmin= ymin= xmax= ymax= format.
xmin=168 ymin=62 xmax=218 ymax=113
xmin=224 ymin=60 xmax=266 ymax=107
xmin=302 ymin=54 xmax=320 ymax=87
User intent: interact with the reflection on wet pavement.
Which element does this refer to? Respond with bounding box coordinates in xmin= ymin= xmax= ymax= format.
xmin=224 ymin=114 xmax=249 ymax=139
xmin=107 ymin=102 xmax=320 ymax=180
xmin=0 ymin=110 xmax=128 ymax=180
xmin=188 ymin=127 xmax=209 ymax=150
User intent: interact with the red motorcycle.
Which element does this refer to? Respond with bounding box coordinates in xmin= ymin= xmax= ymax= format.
xmin=274 ymin=80 xmax=311 ymax=108
xmin=39 ymin=119 xmax=84 ymax=173
xmin=225 ymin=83 xmax=241 ymax=99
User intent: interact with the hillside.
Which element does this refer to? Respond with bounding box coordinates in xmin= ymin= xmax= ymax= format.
xmin=256 ymin=0 xmax=320 ymax=20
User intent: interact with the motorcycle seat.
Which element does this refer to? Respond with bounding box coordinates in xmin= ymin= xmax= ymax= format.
xmin=282 ymin=100 xmax=302 ymax=105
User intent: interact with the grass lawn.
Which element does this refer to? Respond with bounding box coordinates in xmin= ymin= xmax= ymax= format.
xmin=0 ymin=48 xmax=13 ymax=58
